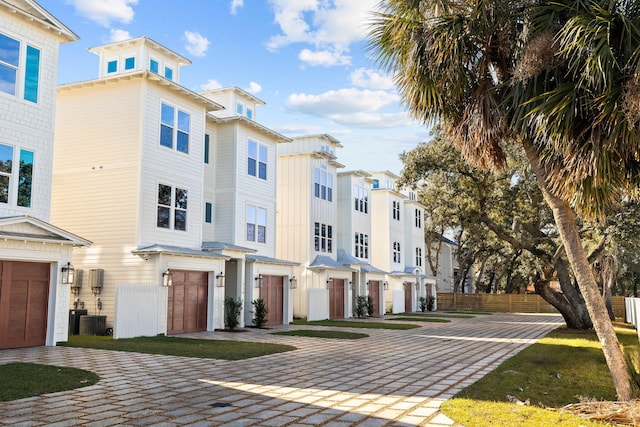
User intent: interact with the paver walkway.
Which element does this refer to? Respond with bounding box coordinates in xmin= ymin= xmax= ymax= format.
xmin=0 ymin=312 xmax=563 ymax=426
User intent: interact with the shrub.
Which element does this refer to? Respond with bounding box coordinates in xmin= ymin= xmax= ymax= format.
xmin=367 ymin=295 xmax=375 ymax=316
xmin=224 ymin=297 xmax=243 ymax=330
xmin=252 ymin=298 xmax=269 ymax=328
xmin=418 ymin=296 xmax=427 ymax=312
xmin=427 ymin=296 xmax=436 ymax=312
xmin=355 ymin=296 xmax=368 ymax=317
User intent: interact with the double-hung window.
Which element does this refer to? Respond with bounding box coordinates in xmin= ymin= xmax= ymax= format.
xmin=354 ymin=233 xmax=369 ymax=259
xmin=157 ymin=184 xmax=187 ymax=231
xmin=393 ymin=241 xmax=401 ymax=263
xmin=314 ymin=168 xmax=333 ymax=202
xmin=246 ymin=205 xmax=267 ymax=243
xmin=314 ymin=222 xmax=333 ymax=253
xmin=0 ymin=143 xmax=34 ymax=207
xmin=0 ymin=33 xmax=40 ymax=103
xmin=392 ymin=200 xmax=400 ymax=220
xmin=354 ymin=185 xmax=368 ymax=213
xmin=160 ymin=103 xmax=190 ymax=153
xmin=415 ymin=209 xmax=422 ymax=228
xmin=416 ymin=247 xmax=422 ymax=267
xmin=248 ymin=140 xmax=267 ymax=180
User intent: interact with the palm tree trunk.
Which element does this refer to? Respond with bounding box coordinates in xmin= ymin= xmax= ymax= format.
xmin=522 ymin=139 xmax=634 ymax=401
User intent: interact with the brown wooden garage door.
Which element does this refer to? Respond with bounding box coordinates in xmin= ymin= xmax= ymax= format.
xmin=404 ymin=282 xmax=413 ymax=313
xmin=260 ymin=275 xmax=283 ymax=325
xmin=329 ymin=278 xmax=345 ymax=319
xmin=369 ymin=280 xmax=381 ymax=317
xmin=0 ymin=261 xmax=50 ymax=349
xmin=167 ymin=270 xmax=208 ymax=334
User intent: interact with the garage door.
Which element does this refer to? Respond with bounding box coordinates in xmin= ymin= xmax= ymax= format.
xmin=167 ymin=270 xmax=208 ymax=334
xmin=0 ymin=261 xmax=50 ymax=349
xmin=329 ymin=278 xmax=345 ymax=319
xmin=369 ymin=280 xmax=381 ymax=317
xmin=404 ymin=282 xmax=413 ymax=313
xmin=260 ymin=275 xmax=283 ymax=325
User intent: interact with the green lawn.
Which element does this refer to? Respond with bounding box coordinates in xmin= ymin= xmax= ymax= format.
xmin=291 ymin=319 xmax=420 ymax=329
xmin=387 ymin=316 xmax=451 ymax=323
xmin=59 ymin=334 xmax=296 ymax=360
xmin=271 ymin=329 xmax=369 ymax=339
xmin=397 ymin=312 xmax=476 ymax=319
xmin=0 ymin=362 xmax=99 ymax=401
xmin=441 ymin=323 xmax=640 ymax=427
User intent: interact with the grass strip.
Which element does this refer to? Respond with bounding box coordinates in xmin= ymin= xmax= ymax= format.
xmin=271 ymin=330 xmax=368 ymax=339
xmin=0 ymin=362 xmax=99 ymax=401
xmin=388 ymin=317 xmax=451 ymax=323
xmin=60 ymin=335 xmax=295 ymax=360
xmin=292 ymin=319 xmax=420 ymax=330
xmin=397 ymin=312 xmax=474 ymax=319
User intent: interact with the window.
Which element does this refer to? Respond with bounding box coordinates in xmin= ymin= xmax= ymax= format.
xmin=354 ymin=185 xmax=368 ymax=213
xmin=164 ymin=66 xmax=173 ymax=80
xmin=0 ymin=33 xmax=40 ymax=103
xmin=0 ymin=144 xmax=13 ymax=203
xmin=107 ymin=60 xmax=117 ymax=73
xmin=160 ymin=103 xmax=190 ymax=153
xmin=372 ymin=179 xmax=380 ymax=189
xmin=416 ymin=247 xmax=422 ymax=267
xmin=150 ymin=59 xmax=159 ymax=74
xmin=125 ymin=57 xmax=135 ymax=70
xmin=392 ymin=200 xmax=400 ymax=220
xmin=0 ymin=144 xmax=33 ymax=207
xmin=314 ymin=168 xmax=333 ymax=201
xmin=204 ymin=134 xmax=210 ymax=164
xmin=205 ymin=202 xmax=212 ymax=223
xmin=354 ymin=233 xmax=369 ymax=259
xmin=393 ymin=241 xmax=401 ymax=263
xmin=415 ymin=209 xmax=422 ymax=228
xmin=236 ymin=102 xmax=243 ymax=115
xmin=17 ymin=149 xmax=33 ymax=207
xmin=314 ymin=222 xmax=333 ymax=253
xmin=246 ymin=205 xmax=267 ymax=243
xmin=246 ymin=107 xmax=253 ymax=120
xmin=248 ymin=140 xmax=267 ymax=180
xmin=157 ymin=184 xmax=187 ymax=231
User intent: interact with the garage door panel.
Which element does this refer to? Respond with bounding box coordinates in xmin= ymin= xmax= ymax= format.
xmin=260 ymin=276 xmax=283 ymax=325
xmin=167 ymin=270 xmax=208 ymax=334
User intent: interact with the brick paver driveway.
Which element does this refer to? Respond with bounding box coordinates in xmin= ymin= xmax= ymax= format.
xmin=0 ymin=312 xmax=563 ymax=426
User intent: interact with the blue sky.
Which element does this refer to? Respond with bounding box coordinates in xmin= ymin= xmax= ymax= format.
xmin=38 ymin=0 xmax=430 ymax=174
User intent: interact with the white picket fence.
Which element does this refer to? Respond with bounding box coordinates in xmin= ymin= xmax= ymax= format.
xmin=114 ymin=284 xmax=164 ymax=339
xmin=625 ymin=297 xmax=640 ymax=340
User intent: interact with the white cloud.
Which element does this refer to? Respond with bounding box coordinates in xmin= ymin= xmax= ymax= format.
xmin=70 ymin=0 xmax=137 ymax=27
xmin=298 ymin=49 xmax=351 ymax=67
xmin=230 ymin=0 xmax=244 ymax=14
xmin=201 ymin=79 xmax=223 ymax=91
xmin=184 ymin=31 xmax=210 ymax=57
xmin=286 ymin=88 xmax=398 ymax=116
xmin=244 ymin=82 xmax=262 ymax=94
xmin=109 ymin=28 xmax=131 ymax=42
xmin=350 ymin=68 xmax=395 ymax=90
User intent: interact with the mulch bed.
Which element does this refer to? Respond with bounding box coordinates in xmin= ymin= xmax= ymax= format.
xmin=560 ymin=400 xmax=640 ymax=426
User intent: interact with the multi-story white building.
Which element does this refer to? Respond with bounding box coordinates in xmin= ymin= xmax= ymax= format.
xmin=276 ymin=134 xmax=356 ymax=320
xmin=0 ymin=0 xmax=90 ymax=350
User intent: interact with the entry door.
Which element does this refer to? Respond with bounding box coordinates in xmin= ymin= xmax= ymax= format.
xmin=260 ymin=275 xmax=284 ymax=325
xmin=403 ymin=282 xmax=413 ymax=313
xmin=167 ymin=270 xmax=208 ymax=334
xmin=0 ymin=261 xmax=50 ymax=349
xmin=369 ymin=280 xmax=381 ymax=317
xmin=329 ymin=278 xmax=345 ymax=319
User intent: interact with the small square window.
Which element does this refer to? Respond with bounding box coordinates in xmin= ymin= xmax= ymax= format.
xmin=164 ymin=66 xmax=173 ymax=80
xmin=150 ymin=59 xmax=159 ymax=74
xmin=107 ymin=60 xmax=117 ymax=73
xmin=125 ymin=57 xmax=135 ymax=70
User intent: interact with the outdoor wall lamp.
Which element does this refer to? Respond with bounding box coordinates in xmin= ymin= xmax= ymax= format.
xmin=349 ymin=281 xmax=355 ymax=290
xmin=255 ymin=274 xmax=263 ymax=288
xmin=216 ymin=272 xmax=225 ymax=287
xmin=289 ymin=276 xmax=297 ymax=289
xmin=61 ymin=262 xmax=75 ymax=285
xmin=415 ymin=282 xmax=420 ymax=290
xmin=162 ymin=269 xmax=173 ymax=287
xmin=326 ymin=278 xmax=333 ymax=288
xmin=384 ymin=281 xmax=389 ymax=290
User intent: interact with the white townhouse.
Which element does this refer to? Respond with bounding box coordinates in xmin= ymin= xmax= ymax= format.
xmin=434 ymin=236 xmax=473 ymax=294
xmin=200 ymin=86 xmax=298 ymax=327
xmin=51 ymin=37 xmax=230 ymax=339
xmin=276 ymin=134 xmax=355 ymax=320
xmin=370 ymin=171 xmax=428 ymax=313
xmin=0 ymin=0 xmax=91 ymax=350
xmin=336 ymin=170 xmax=387 ymax=317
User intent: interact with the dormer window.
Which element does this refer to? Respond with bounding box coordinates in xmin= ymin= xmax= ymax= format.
xmin=124 ymin=56 xmax=135 ymax=70
xmin=246 ymin=107 xmax=253 ymax=120
xmin=107 ymin=60 xmax=117 ymax=73
xmin=150 ymin=59 xmax=159 ymax=74
xmin=164 ymin=66 xmax=173 ymax=80
xmin=236 ymin=102 xmax=243 ymax=115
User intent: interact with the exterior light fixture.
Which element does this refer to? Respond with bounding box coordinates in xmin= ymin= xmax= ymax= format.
xmin=326 ymin=278 xmax=333 ymax=288
xmin=162 ymin=269 xmax=173 ymax=287
xmin=289 ymin=276 xmax=297 ymax=289
xmin=415 ymin=282 xmax=420 ymax=290
xmin=255 ymin=274 xmax=263 ymax=288
xmin=216 ymin=272 xmax=225 ymax=287
xmin=384 ymin=281 xmax=389 ymax=290
xmin=61 ymin=262 xmax=75 ymax=285
xmin=349 ymin=281 xmax=355 ymax=290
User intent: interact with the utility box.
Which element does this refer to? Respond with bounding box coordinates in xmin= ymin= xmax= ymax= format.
xmin=89 ymin=269 xmax=104 ymax=294
xmin=68 ymin=309 xmax=88 ymax=335
xmin=79 ymin=315 xmax=107 ymax=336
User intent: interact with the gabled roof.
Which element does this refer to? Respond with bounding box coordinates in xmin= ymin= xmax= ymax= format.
xmin=0 ymin=215 xmax=90 ymax=246
xmin=245 ymin=254 xmax=299 ymax=266
xmin=1 ymin=0 xmax=79 ymax=42
xmin=308 ymin=255 xmax=356 ymax=271
xmin=133 ymin=244 xmax=229 ymax=259
xmin=208 ymin=114 xmax=291 ymax=143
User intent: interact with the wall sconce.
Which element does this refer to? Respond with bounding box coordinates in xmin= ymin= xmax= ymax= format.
xmin=384 ymin=281 xmax=389 ymax=290
xmin=349 ymin=281 xmax=355 ymax=290
xmin=415 ymin=282 xmax=420 ymax=290
xmin=162 ymin=269 xmax=173 ymax=287
xmin=326 ymin=278 xmax=333 ymax=288
xmin=255 ymin=274 xmax=263 ymax=288
xmin=289 ymin=276 xmax=297 ymax=289
xmin=61 ymin=262 xmax=75 ymax=285
xmin=216 ymin=272 xmax=225 ymax=287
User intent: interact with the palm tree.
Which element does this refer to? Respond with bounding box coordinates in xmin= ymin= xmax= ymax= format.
xmin=368 ymin=0 xmax=640 ymax=400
